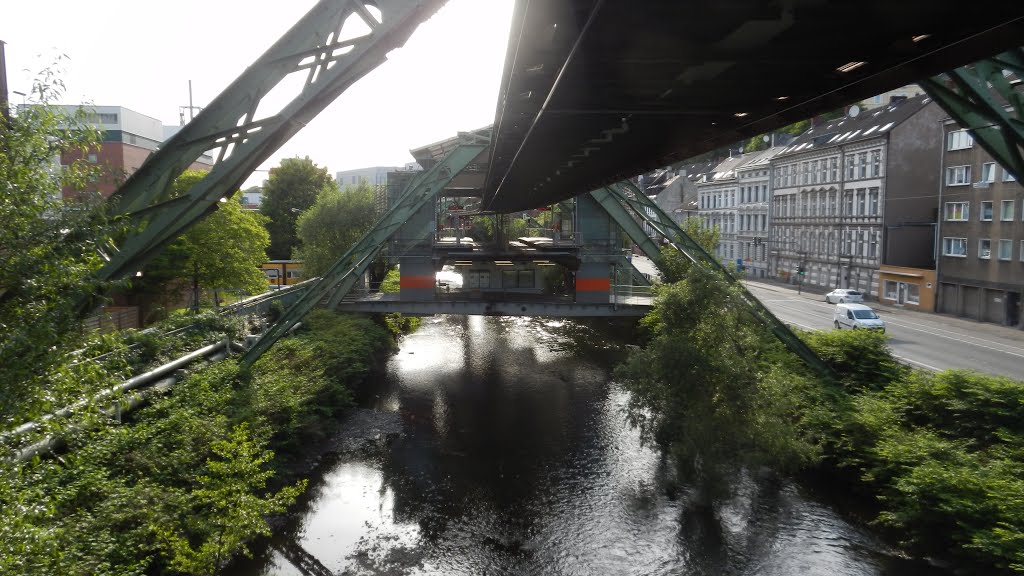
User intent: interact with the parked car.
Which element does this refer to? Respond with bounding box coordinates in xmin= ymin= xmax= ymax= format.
xmin=833 ymin=303 xmax=885 ymax=332
xmin=825 ymin=288 xmax=864 ymax=304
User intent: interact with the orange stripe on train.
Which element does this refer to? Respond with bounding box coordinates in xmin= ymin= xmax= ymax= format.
xmin=400 ymin=275 xmax=435 ymax=289
xmin=576 ymin=278 xmax=610 ymax=291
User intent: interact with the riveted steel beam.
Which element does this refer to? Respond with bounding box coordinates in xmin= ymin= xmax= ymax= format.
xmin=921 ymin=48 xmax=1024 ymax=181
xmin=240 ymin=145 xmax=484 ymax=367
xmin=603 ymin=181 xmax=836 ymax=379
xmin=98 ymin=0 xmax=447 ymax=282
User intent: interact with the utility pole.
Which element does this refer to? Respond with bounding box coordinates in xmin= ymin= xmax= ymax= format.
xmin=178 ymin=80 xmax=203 ymax=125
xmin=1 ymin=40 xmax=10 ymax=125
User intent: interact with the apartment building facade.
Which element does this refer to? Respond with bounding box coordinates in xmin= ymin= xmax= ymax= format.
xmin=936 ymin=122 xmax=1023 ymax=326
xmin=769 ymin=95 xmax=942 ymax=296
xmin=735 ymin=147 xmax=781 ymax=278
xmin=697 ymin=155 xmax=748 ymax=265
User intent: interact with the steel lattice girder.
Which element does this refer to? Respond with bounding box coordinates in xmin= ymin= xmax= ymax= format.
xmin=920 ymin=48 xmax=1024 ymax=181
xmin=97 ymin=0 xmax=447 ymax=282
xmin=239 ymin=145 xmax=485 ymax=367
xmin=602 ymin=182 xmax=835 ymax=379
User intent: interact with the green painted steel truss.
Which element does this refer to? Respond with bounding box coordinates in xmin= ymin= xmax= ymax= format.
xmin=239 ymin=145 xmax=485 ymax=367
xmin=591 ymin=182 xmax=836 ymax=379
xmin=921 ymin=48 xmax=1024 ymax=181
xmin=97 ymin=0 xmax=446 ymax=283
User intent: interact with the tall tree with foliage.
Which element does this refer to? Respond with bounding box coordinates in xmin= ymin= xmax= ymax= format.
xmin=616 ymin=266 xmax=820 ymax=503
xmin=657 ymin=217 xmax=721 ymax=283
xmin=130 ymin=170 xmax=270 ymax=317
xmin=0 ymin=75 xmax=119 ymax=422
xmin=260 ymin=157 xmax=338 ymax=260
xmin=294 ymin=181 xmax=377 ymax=277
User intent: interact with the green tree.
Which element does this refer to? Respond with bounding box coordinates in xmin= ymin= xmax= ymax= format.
xmin=0 ymin=74 xmax=119 ymax=422
xmin=616 ymin=267 xmax=819 ymax=502
xmin=131 ymin=171 xmax=270 ymax=316
xmin=294 ymin=181 xmax=377 ymax=277
xmin=260 ymin=157 xmax=338 ymax=260
xmin=157 ymin=424 xmax=305 ymax=575
xmin=657 ymin=217 xmax=720 ymax=283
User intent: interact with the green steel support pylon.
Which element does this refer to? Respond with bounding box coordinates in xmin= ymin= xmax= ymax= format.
xmin=239 ymin=145 xmax=484 ymax=367
xmin=602 ymin=181 xmax=836 ymax=379
xmin=920 ymin=49 xmax=1024 ymax=182
xmin=97 ymin=0 xmax=447 ymax=283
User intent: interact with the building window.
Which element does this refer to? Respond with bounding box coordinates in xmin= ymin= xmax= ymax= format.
xmin=857 ymin=189 xmax=866 ymax=216
xmin=1001 ymin=200 xmax=1014 ymax=221
xmin=980 ymin=162 xmax=996 ymax=183
xmin=870 ymin=150 xmax=881 ymax=177
xmin=884 ymin=280 xmax=920 ymax=305
xmin=998 ymin=239 xmax=1012 ymax=261
xmin=501 ymin=270 xmax=518 ymax=288
xmin=830 ymin=157 xmax=838 ymax=182
xmin=944 ymin=202 xmax=969 ymax=221
xmin=801 ymin=162 xmax=809 ymax=185
xmin=978 ymin=239 xmax=991 ymax=259
xmin=97 ymin=113 xmax=118 ymax=124
xmin=946 ymin=165 xmax=971 ymax=185
xmin=846 ymin=156 xmax=856 ymax=180
xmin=943 ymin=237 xmax=967 ymax=257
xmin=87 ymin=153 xmax=98 ymax=163
xmin=1005 ymin=169 xmax=1017 ymax=182
xmin=858 ymin=152 xmax=868 ymax=179
xmin=980 ymin=201 xmax=993 ymax=221
xmin=947 ymin=129 xmax=973 ymax=150
xmin=869 ymin=188 xmax=879 ymax=216
xmin=518 ymin=270 xmax=535 ymax=288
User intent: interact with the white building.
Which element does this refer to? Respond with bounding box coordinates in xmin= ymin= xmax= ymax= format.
xmin=860 ymin=84 xmax=924 ymax=111
xmin=735 ymin=146 xmax=783 ymax=278
xmin=697 ymin=155 xmax=749 ymax=265
xmin=335 ymin=166 xmax=400 ymax=188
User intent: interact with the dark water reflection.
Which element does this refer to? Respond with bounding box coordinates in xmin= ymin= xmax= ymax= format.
xmin=227 ymin=315 xmax=946 ymax=576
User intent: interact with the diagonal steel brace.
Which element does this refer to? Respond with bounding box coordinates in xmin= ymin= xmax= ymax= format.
xmin=239 ymin=145 xmax=484 ymax=367
xmin=98 ymin=0 xmax=447 ymax=283
xmin=920 ymin=48 xmax=1024 ymax=182
xmin=604 ymin=181 xmax=836 ymax=379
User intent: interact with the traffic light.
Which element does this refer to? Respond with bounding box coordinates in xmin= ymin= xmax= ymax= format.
xmin=797 ymin=265 xmax=806 ymax=276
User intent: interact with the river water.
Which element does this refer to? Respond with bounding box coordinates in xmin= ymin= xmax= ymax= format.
xmin=227 ymin=315 xmax=946 ymax=576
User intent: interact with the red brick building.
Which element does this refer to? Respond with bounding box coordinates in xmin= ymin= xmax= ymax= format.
xmin=59 ymin=105 xmax=214 ymax=200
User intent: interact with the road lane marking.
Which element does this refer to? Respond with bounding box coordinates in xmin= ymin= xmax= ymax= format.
xmin=879 ymin=320 xmax=1024 ymax=359
xmin=881 ymin=319 xmax=1024 ymax=353
xmin=749 ymin=286 xmax=1024 ymax=357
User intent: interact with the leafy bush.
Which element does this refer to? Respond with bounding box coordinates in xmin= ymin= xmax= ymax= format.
xmin=0 ymin=310 xmax=394 ymax=574
xmin=616 ymin=266 xmax=821 ymax=500
xmin=842 ymin=369 xmax=1024 ymax=572
xmin=802 ymin=329 xmax=908 ymax=392
xmin=787 ymin=330 xmax=1024 ymax=573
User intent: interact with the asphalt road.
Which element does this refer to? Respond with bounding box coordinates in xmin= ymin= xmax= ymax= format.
xmin=745 ymin=280 xmax=1024 ymax=380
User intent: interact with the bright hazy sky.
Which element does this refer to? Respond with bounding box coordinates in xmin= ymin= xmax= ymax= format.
xmin=2 ymin=0 xmax=515 ymax=187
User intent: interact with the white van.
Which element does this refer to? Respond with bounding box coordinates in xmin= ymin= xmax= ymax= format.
xmin=833 ymin=303 xmax=886 ymax=332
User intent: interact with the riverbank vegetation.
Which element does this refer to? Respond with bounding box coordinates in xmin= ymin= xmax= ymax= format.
xmin=0 ymin=310 xmax=394 ymax=574
xmin=618 ymin=258 xmax=1024 ymax=573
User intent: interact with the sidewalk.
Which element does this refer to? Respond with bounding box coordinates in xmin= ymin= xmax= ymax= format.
xmin=744 ymin=278 xmax=1024 ymax=344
